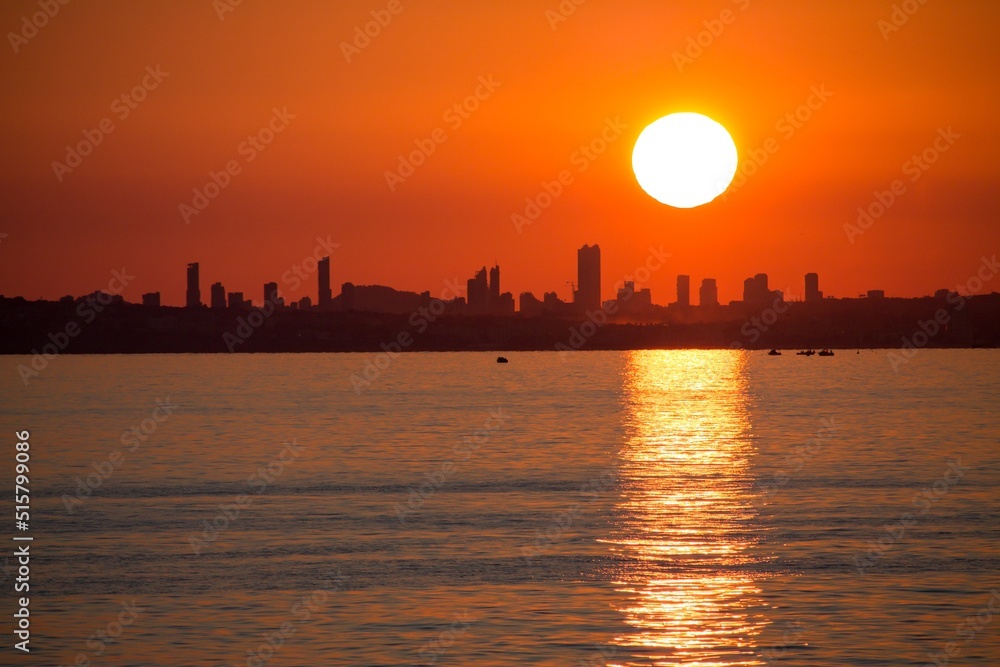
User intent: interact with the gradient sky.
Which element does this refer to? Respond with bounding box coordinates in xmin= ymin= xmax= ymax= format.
xmin=2 ymin=0 xmax=999 ymax=306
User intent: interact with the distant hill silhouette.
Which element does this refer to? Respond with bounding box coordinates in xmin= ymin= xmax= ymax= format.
xmin=333 ymin=283 xmax=426 ymax=315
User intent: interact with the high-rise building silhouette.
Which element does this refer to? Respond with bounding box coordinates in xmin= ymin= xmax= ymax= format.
xmin=805 ymin=273 xmax=822 ymax=302
xmin=227 ymin=292 xmax=244 ymax=309
xmin=467 ymin=267 xmax=489 ymax=314
xmin=489 ymin=264 xmax=500 ymax=308
xmin=743 ymin=273 xmax=772 ymax=307
xmin=700 ymin=278 xmax=719 ymax=307
xmin=743 ymin=278 xmax=756 ymax=304
xmin=186 ymin=263 xmax=201 ymax=309
xmin=463 ymin=264 xmax=505 ymax=314
xmin=318 ymin=256 xmax=332 ymax=309
xmin=210 ymin=282 xmax=226 ymax=309
xmin=264 ymin=282 xmax=280 ymax=307
xmin=576 ymin=244 xmax=601 ymax=312
xmin=495 ymin=291 xmax=515 ymax=315
xmin=676 ymin=275 xmax=691 ymax=307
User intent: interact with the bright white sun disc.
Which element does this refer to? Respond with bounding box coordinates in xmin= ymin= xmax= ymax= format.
xmin=632 ymin=113 xmax=738 ymax=208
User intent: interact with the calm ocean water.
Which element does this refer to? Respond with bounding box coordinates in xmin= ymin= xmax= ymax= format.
xmin=1 ymin=349 xmax=998 ymax=666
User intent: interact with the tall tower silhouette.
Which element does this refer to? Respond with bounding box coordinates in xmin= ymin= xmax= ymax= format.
xmin=318 ymin=256 xmax=332 ymax=309
xmin=186 ymin=263 xmax=201 ymax=309
xmin=210 ymin=282 xmax=226 ymax=309
xmin=576 ymin=244 xmax=601 ymax=312
xmin=805 ymin=273 xmax=822 ymax=302
xmin=489 ymin=264 xmax=500 ymax=311
xmin=700 ymin=278 xmax=718 ymax=307
xmin=677 ymin=275 xmax=691 ymax=307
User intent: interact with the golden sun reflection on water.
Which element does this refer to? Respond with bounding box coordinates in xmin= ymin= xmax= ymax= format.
xmin=605 ymin=350 xmax=768 ymax=666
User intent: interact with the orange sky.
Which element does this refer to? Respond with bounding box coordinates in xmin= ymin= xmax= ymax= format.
xmin=2 ymin=0 xmax=999 ymax=306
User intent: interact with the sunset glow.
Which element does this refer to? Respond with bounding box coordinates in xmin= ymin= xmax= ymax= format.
xmin=2 ymin=2 xmax=998 ymax=304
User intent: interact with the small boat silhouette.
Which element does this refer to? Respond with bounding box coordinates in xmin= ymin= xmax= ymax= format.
xmin=796 ymin=350 xmax=816 ymax=356
xmin=496 ymin=356 xmax=509 ymax=364
xmin=768 ymin=349 xmax=782 ymax=356
xmin=818 ymin=349 xmax=834 ymax=356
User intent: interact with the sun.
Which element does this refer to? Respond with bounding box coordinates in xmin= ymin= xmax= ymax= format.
xmin=632 ymin=113 xmax=738 ymax=208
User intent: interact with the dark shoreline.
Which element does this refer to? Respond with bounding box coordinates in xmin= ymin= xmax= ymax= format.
xmin=3 ymin=294 xmax=999 ymax=356
xmin=1 ymin=346 xmax=996 ymax=357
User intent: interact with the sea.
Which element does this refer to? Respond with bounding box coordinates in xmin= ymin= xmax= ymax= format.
xmin=1 ymin=349 xmax=998 ymax=666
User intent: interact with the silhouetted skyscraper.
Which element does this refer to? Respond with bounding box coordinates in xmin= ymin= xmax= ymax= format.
xmin=743 ymin=273 xmax=771 ymax=306
xmin=186 ymin=263 xmax=201 ymax=309
xmin=318 ymin=256 xmax=332 ymax=309
xmin=576 ymin=244 xmax=601 ymax=312
xmin=495 ymin=292 xmax=515 ymax=315
xmin=489 ymin=264 xmax=500 ymax=308
xmin=700 ymin=278 xmax=718 ymax=307
xmin=467 ymin=267 xmax=489 ymax=314
xmin=677 ymin=275 xmax=691 ymax=307
xmin=805 ymin=273 xmax=822 ymax=302
xmin=210 ymin=282 xmax=226 ymax=309
xmin=264 ymin=282 xmax=280 ymax=307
